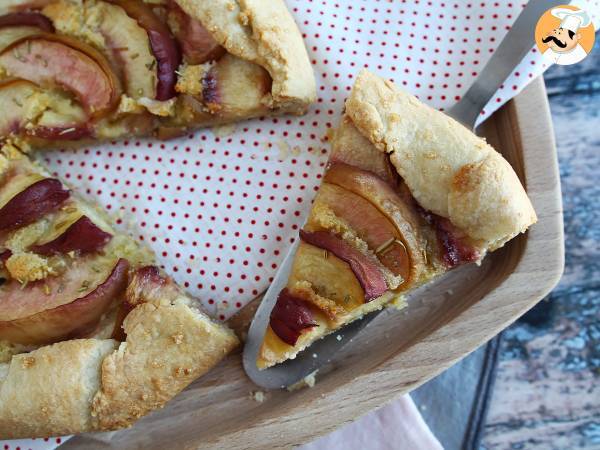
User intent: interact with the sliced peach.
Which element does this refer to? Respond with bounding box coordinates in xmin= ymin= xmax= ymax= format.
xmin=110 ymin=0 xmax=181 ymax=100
xmin=0 ymin=249 xmax=11 ymax=263
xmin=0 ymin=25 xmax=39 ymax=51
xmin=31 ymin=215 xmax=112 ymax=256
xmin=299 ymin=230 xmax=387 ymax=301
xmin=125 ymin=265 xmax=181 ymax=306
xmin=167 ymin=1 xmax=224 ymax=64
xmin=111 ymin=265 xmax=181 ymax=340
xmin=0 ymin=33 xmax=120 ymax=116
xmin=0 ymin=258 xmax=129 ymax=344
xmin=269 ymin=288 xmax=317 ymax=346
xmin=0 ymin=178 xmax=70 ymax=232
xmin=202 ymin=53 xmax=272 ymax=115
xmin=289 ymin=241 xmax=366 ymax=311
xmin=313 ymin=183 xmax=411 ymax=281
xmin=324 ymin=162 xmax=424 ymax=280
xmin=43 ymin=0 xmax=157 ymax=99
xmin=419 ymin=210 xmax=480 ymax=268
xmin=0 ymin=12 xmax=54 ymax=31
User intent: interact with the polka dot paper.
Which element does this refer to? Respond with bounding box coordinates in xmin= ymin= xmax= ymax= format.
xmin=3 ymin=0 xmax=599 ymax=448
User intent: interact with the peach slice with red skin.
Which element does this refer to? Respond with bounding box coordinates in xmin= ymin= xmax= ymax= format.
xmin=0 ymin=178 xmax=70 ymax=232
xmin=0 ymin=33 xmax=121 ymax=116
xmin=110 ymin=0 xmax=181 ymax=100
xmin=31 ymin=215 xmax=112 ymax=256
xmin=0 ymin=258 xmax=129 ymax=345
xmin=202 ymin=53 xmax=272 ymax=115
xmin=0 ymin=249 xmax=11 ymax=263
xmin=323 ymin=162 xmax=425 ymax=284
xmin=299 ymin=230 xmax=388 ymax=301
xmin=419 ymin=209 xmax=480 ymax=267
xmin=269 ymin=288 xmax=317 ymax=346
xmin=314 ymin=182 xmax=411 ymax=281
xmin=167 ymin=1 xmax=225 ymax=64
xmin=42 ymin=0 xmax=158 ymax=100
xmin=112 ymin=265 xmax=182 ymax=340
xmin=0 ymin=12 xmax=54 ymax=31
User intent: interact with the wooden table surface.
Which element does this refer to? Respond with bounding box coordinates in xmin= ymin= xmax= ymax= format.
xmin=481 ymin=42 xmax=600 ymax=449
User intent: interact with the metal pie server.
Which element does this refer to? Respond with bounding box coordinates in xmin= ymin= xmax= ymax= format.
xmin=243 ymin=0 xmax=560 ymax=390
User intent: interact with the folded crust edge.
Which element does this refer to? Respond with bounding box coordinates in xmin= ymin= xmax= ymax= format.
xmin=0 ymin=296 xmax=239 ymax=438
xmin=345 ymin=69 xmax=537 ymax=251
xmin=175 ymin=0 xmax=317 ymax=113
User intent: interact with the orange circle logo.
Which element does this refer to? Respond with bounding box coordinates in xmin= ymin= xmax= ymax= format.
xmin=535 ymin=5 xmax=595 ymax=65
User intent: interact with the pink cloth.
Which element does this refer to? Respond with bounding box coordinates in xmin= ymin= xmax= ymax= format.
xmin=300 ymin=395 xmax=443 ymax=450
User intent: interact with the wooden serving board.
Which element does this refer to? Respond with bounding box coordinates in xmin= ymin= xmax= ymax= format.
xmin=64 ymin=77 xmax=564 ymax=450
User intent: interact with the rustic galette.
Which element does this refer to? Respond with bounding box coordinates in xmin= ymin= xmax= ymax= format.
xmin=0 ymin=0 xmax=316 ymax=147
xmin=258 ymin=70 xmax=537 ymax=368
xmin=0 ymin=148 xmax=239 ymax=438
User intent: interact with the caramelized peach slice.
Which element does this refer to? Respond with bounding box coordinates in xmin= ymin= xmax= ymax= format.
xmin=202 ymin=53 xmax=272 ymax=115
xmin=0 ymin=178 xmax=70 ymax=232
xmin=0 ymin=25 xmax=39 ymax=51
xmin=288 ymin=241 xmax=366 ymax=312
xmin=300 ymin=230 xmax=388 ymax=301
xmin=0 ymin=33 xmax=120 ymax=116
xmin=111 ymin=265 xmax=183 ymax=340
xmin=419 ymin=209 xmax=480 ymax=267
xmin=31 ymin=215 xmax=112 ymax=256
xmin=324 ymin=162 xmax=424 ymax=281
xmin=0 ymin=258 xmax=129 ymax=344
xmin=43 ymin=0 xmax=157 ymax=99
xmin=167 ymin=1 xmax=225 ymax=64
xmin=269 ymin=288 xmax=317 ymax=346
xmin=0 ymin=12 xmax=54 ymax=31
xmin=0 ymin=249 xmax=11 ymax=263
xmin=313 ymin=183 xmax=411 ymax=281
xmin=110 ymin=0 xmax=181 ymax=100
xmin=124 ymin=265 xmax=181 ymax=306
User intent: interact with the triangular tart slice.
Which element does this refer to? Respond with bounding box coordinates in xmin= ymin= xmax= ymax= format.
xmin=258 ymin=70 xmax=537 ymax=368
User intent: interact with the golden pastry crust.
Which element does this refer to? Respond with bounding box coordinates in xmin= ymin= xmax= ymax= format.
xmin=258 ymin=70 xmax=537 ymax=368
xmin=91 ymin=277 xmax=239 ymax=430
xmin=0 ymin=152 xmax=239 ymax=439
xmin=0 ymin=0 xmax=316 ymax=147
xmin=0 ymin=295 xmax=238 ymax=438
xmin=0 ymin=339 xmax=118 ymax=438
xmin=345 ymin=70 xmax=537 ymax=251
xmin=174 ymin=0 xmax=316 ymax=113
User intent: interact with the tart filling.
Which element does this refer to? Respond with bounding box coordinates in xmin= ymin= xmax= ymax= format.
xmin=0 ymin=0 xmax=315 ymax=147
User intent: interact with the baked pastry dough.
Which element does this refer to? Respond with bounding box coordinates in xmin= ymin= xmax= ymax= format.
xmin=0 ymin=150 xmax=238 ymax=438
xmin=0 ymin=0 xmax=316 ymax=148
xmin=258 ymin=70 xmax=537 ymax=368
